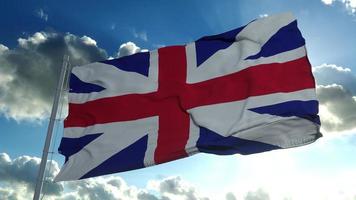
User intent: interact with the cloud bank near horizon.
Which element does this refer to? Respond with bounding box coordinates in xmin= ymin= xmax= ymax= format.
xmin=1 ymin=151 xmax=356 ymax=200
xmin=0 ymin=152 xmax=234 ymax=200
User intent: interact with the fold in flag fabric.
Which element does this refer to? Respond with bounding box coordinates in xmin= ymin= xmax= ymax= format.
xmin=55 ymin=13 xmax=321 ymax=181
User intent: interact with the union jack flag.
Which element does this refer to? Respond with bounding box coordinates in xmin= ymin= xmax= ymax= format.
xmin=55 ymin=13 xmax=321 ymax=181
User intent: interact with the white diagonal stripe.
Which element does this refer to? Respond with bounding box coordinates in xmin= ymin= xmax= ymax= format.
xmin=69 ymin=62 xmax=158 ymax=103
xmin=188 ymin=89 xmax=317 ymax=137
xmin=55 ymin=116 xmax=158 ymax=181
xmin=186 ymin=43 xmax=306 ymax=84
xmin=186 ymin=13 xmax=301 ymax=84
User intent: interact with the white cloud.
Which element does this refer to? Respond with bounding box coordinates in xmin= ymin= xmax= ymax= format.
xmin=244 ymin=188 xmax=270 ymax=200
xmin=117 ymin=41 xmax=143 ymax=58
xmin=317 ymin=84 xmax=356 ymax=132
xmin=322 ymin=0 xmax=335 ymax=5
xmin=18 ymin=32 xmax=48 ymax=48
xmin=321 ymin=0 xmax=356 ymax=13
xmin=259 ymin=14 xmax=269 ymax=18
xmin=319 ymin=104 xmax=343 ymax=126
xmin=0 ymin=153 xmax=150 ymax=200
xmin=0 ymin=153 xmax=63 ymax=199
xmin=0 ymin=186 xmax=28 ymax=200
xmin=65 ymin=176 xmax=140 ymax=200
xmin=0 ymin=44 xmax=9 ymax=54
xmin=0 ymin=153 xmax=211 ymax=200
xmin=312 ymin=63 xmax=356 ymax=133
xmin=0 ymin=31 xmax=107 ymax=122
xmin=313 ymin=64 xmax=356 ymax=94
xmin=2 ymin=152 xmax=356 ymax=200
xmin=225 ymin=192 xmax=237 ymax=200
xmin=80 ymin=36 xmax=97 ymax=46
xmin=0 ymin=33 xmax=149 ymax=123
xmin=36 ymin=8 xmax=48 ymax=21
xmin=343 ymin=0 xmax=356 ymax=13
xmin=148 ymin=176 xmax=209 ymax=200
xmin=313 ymin=63 xmax=351 ymax=73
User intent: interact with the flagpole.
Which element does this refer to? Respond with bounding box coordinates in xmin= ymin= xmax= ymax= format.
xmin=33 ymin=55 xmax=70 ymax=200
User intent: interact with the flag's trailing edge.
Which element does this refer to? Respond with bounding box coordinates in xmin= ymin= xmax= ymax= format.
xmin=55 ymin=13 xmax=321 ymax=181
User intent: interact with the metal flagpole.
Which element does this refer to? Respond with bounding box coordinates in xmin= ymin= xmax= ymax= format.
xmin=33 ymin=55 xmax=70 ymax=200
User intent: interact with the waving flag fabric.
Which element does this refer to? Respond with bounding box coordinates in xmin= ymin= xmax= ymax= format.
xmin=55 ymin=13 xmax=321 ymax=181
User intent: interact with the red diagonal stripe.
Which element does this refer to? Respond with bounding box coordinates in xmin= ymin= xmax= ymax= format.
xmin=182 ymin=56 xmax=315 ymax=109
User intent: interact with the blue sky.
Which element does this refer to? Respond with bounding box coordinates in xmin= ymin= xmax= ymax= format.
xmin=1 ymin=0 xmax=356 ymax=199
